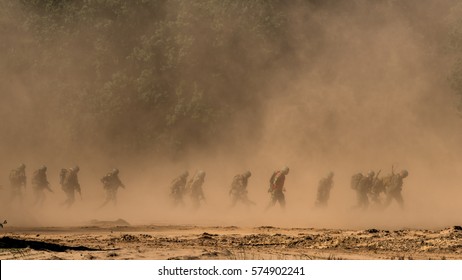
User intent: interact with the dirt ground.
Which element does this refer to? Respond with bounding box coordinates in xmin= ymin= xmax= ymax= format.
xmin=1 ymin=219 xmax=462 ymax=260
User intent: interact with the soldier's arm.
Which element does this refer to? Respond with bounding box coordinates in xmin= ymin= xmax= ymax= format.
xmin=269 ymin=173 xmax=276 ymax=185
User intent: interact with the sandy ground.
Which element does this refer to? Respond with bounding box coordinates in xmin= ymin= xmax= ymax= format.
xmin=1 ymin=220 xmax=462 ymax=260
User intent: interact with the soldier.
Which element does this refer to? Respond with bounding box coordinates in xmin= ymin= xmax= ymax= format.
xmin=100 ymin=168 xmax=125 ymax=208
xmin=32 ymin=165 xmax=53 ymax=207
xmin=266 ymin=166 xmax=289 ymax=210
xmin=315 ymin=172 xmax=334 ymax=208
xmin=351 ymin=171 xmax=374 ymax=210
xmin=60 ymin=166 xmax=81 ymax=208
xmin=9 ymin=164 xmax=26 ymax=204
xmin=383 ymin=170 xmax=408 ymax=209
xmin=369 ymin=176 xmax=386 ymax=206
xmin=170 ymin=171 xmax=189 ymax=207
xmin=229 ymin=171 xmax=255 ymax=207
xmin=187 ymin=170 xmax=206 ymax=209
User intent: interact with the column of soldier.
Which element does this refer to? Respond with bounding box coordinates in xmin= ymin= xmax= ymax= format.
xmin=6 ymin=164 xmax=123 ymax=209
xmin=5 ymin=164 xmax=408 ymax=210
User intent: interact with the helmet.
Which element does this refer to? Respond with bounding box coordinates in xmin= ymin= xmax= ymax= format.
xmin=400 ymin=170 xmax=408 ymax=178
xmin=367 ymin=171 xmax=375 ymax=177
xmin=19 ymin=163 xmax=26 ymax=170
xmin=40 ymin=165 xmax=47 ymax=172
xmin=244 ymin=171 xmax=252 ymax=178
xmin=112 ymin=168 xmax=119 ymax=175
xmin=73 ymin=166 xmax=80 ymax=173
xmin=282 ymin=166 xmax=289 ymax=175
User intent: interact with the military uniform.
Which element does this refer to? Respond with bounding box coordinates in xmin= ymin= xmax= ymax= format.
xmin=9 ymin=164 xmax=26 ymax=203
xmin=383 ymin=170 xmax=408 ymax=209
xmin=267 ymin=167 xmax=289 ymax=209
xmin=32 ymin=166 xmax=52 ymax=206
xmin=315 ymin=172 xmax=334 ymax=208
xmin=351 ymin=172 xmax=374 ymax=210
xmin=60 ymin=166 xmax=81 ymax=207
xmin=229 ymin=171 xmax=254 ymax=207
xmin=100 ymin=169 xmax=125 ymax=207
xmin=369 ymin=177 xmax=386 ymax=205
xmin=170 ymin=172 xmax=188 ymax=207
xmin=188 ymin=171 xmax=206 ymax=209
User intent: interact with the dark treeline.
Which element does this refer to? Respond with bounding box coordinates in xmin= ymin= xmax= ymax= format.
xmin=0 ymin=0 xmax=461 ymax=161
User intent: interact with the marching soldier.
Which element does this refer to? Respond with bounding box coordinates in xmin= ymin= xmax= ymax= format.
xmin=170 ymin=171 xmax=189 ymax=207
xmin=266 ymin=166 xmax=289 ymax=210
xmin=187 ymin=170 xmax=206 ymax=209
xmin=384 ymin=170 xmax=408 ymax=209
xmin=100 ymin=168 xmax=125 ymax=208
xmin=60 ymin=166 xmax=81 ymax=207
xmin=32 ymin=165 xmax=53 ymax=206
xmin=315 ymin=172 xmax=334 ymax=208
xmin=229 ymin=171 xmax=255 ymax=207
xmin=351 ymin=171 xmax=374 ymax=210
xmin=9 ymin=164 xmax=26 ymax=204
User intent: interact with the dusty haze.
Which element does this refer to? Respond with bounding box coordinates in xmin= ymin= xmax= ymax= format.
xmin=1 ymin=0 xmax=462 ymax=230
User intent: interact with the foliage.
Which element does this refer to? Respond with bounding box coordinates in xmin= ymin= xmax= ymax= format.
xmin=1 ymin=0 xmax=458 ymax=158
xmin=1 ymin=0 xmax=298 ymax=157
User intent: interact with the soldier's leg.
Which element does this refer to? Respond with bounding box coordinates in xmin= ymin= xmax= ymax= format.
xmin=265 ymin=193 xmax=277 ymax=210
xmin=111 ymin=190 xmax=117 ymax=206
xmin=355 ymin=191 xmax=363 ymax=209
xmin=99 ymin=190 xmax=112 ymax=208
xmin=363 ymin=193 xmax=369 ymax=209
xmin=394 ymin=193 xmax=404 ymax=209
xmin=278 ymin=193 xmax=286 ymax=209
xmin=33 ymin=188 xmax=39 ymax=205
xmin=66 ymin=190 xmax=75 ymax=207
xmin=34 ymin=189 xmax=44 ymax=206
xmin=383 ymin=194 xmax=393 ymax=208
xmin=358 ymin=192 xmax=369 ymax=210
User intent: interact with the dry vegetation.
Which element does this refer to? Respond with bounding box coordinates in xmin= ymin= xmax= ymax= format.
xmin=1 ymin=223 xmax=462 ymax=260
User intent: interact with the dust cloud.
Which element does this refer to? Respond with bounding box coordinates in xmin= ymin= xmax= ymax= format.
xmin=1 ymin=0 xmax=462 ymax=230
